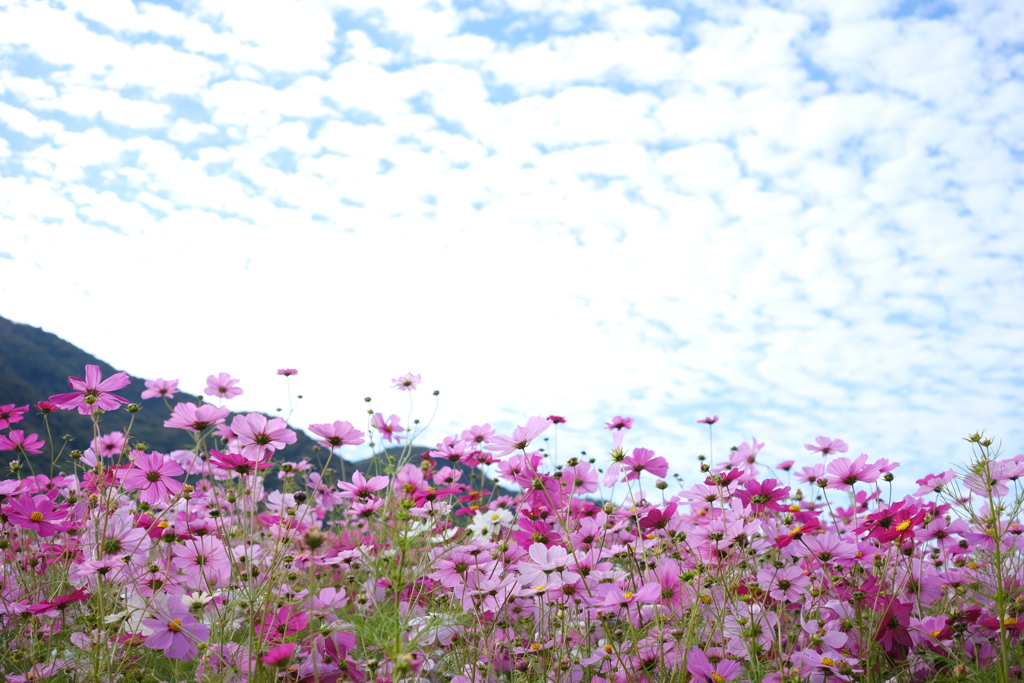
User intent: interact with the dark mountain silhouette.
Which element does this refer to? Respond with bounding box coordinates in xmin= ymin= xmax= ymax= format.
xmin=0 ymin=315 xmax=510 ymax=496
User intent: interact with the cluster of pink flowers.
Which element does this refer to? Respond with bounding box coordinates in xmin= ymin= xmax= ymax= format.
xmin=0 ymin=366 xmax=1021 ymax=683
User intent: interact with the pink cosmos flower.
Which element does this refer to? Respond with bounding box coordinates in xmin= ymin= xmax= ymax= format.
xmin=622 ymin=447 xmax=669 ymax=480
xmin=605 ymin=416 xmax=633 ymax=430
xmin=485 ymin=416 xmax=551 ymax=457
xmin=172 ymin=536 xmax=232 ymax=587
xmin=261 ymin=643 xmax=297 ymax=666
xmin=756 ymin=565 xmax=810 ymax=602
xmin=231 ymin=413 xmax=297 ymax=460
xmin=547 ymin=415 xmax=566 ymax=424
xmin=164 ymin=403 xmax=230 ymax=432
xmin=805 ymin=436 xmax=848 ymax=457
xmin=461 ymin=424 xmax=495 ymax=445
xmin=686 ymin=648 xmax=741 ymax=682
xmin=309 ymin=420 xmax=365 ymax=448
xmin=697 ymin=416 xmax=719 ymax=425
xmin=35 ymin=401 xmax=59 ymax=414
xmin=825 ymin=454 xmax=882 ymax=490
xmin=142 ymin=595 xmax=209 ymax=661
xmin=337 ymin=471 xmax=390 ymax=499
xmin=391 ymin=372 xmax=421 ymax=391
xmin=914 ymin=469 xmax=956 ymax=496
xmin=49 ymin=364 xmax=131 ymax=415
xmin=91 ymin=431 xmax=126 ymax=458
xmin=0 ymin=404 xmax=28 ymax=429
xmin=141 ymin=378 xmax=179 ymax=400
xmin=4 ymin=493 xmax=69 ymax=536
xmin=205 ymin=372 xmax=243 ymax=399
xmin=371 ymin=413 xmax=405 ymax=443
xmin=277 ymin=368 xmax=298 ymax=376
xmin=734 ymin=478 xmax=790 ymax=512
xmin=257 ymin=606 xmax=309 ymax=641
xmin=777 ymin=460 xmax=795 ymax=471
xmin=207 ymin=449 xmax=267 ymax=476
xmin=0 ymin=430 xmax=45 ymax=455
xmin=797 ymin=533 xmax=859 ymax=563
xmin=122 ymin=452 xmax=184 ymax=504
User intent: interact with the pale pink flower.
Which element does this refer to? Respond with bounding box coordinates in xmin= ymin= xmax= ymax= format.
xmin=805 ymin=436 xmax=848 ymax=457
xmin=308 ymin=420 xmax=365 ymax=448
xmin=277 ymin=368 xmax=298 ymax=376
xmin=484 ymin=416 xmax=551 ymax=457
xmin=337 ymin=471 xmax=390 ymax=499
xmin=164 ymin=403 xmax=230 ymax=432
xmin=205 ymin=373 xmax=243 ymax=399
xmin=371 ymin=413 xmax=404 ymax=443
xmin=462 ymin=424 xmax=495 ymax=445
xmin=230 ymin=413 xmax=296 ymax=460
xmin=172 ymin=536 xmax=231 ymax=588
xmin=49 ymin=364 xmax=130 ymax=415
xmin=391 ymin=372 xmax=421 ymax=391
xmin=141 ymin=378 xmax=179 ymax=400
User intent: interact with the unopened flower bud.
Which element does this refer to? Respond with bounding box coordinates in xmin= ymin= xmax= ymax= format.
xmin=655 ymin=479 xmax=668 ymax=490
xmin=883 ymin=473 xmax=894 ymax=482
xmin=126 ymin=403 xmax=141 ymax=413
xmin=294 ymin=491 xmax=307 ymax=504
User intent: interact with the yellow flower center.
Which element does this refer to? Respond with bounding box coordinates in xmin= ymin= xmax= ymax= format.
xmin=533 ymin=585 xmax=546 ymax=592
xmin=788 ymin=504 xmax=801 ymax=511
xmin=712 ymin=674 xmax=725 ymax=683
xmin=931 ymin=629 xmax=944 ymax=638
xmin=1005 ymin=617 xmax=1018 ymax=626
xmin=698 ymin=508 xmax=707 ymax=516
xmin=602 ymin=644 xmax=614 ymax=654
xmin=167 ymin=619 xmax=183 ymax=633
xmin=157 ymin=521 xmax=169 ymax=528
xmin=29 ymin=512 xmax=44 ymax=523
xmin=968 ymin=562 xmax=980 ymax=569
xmin=787 ymin=525 xmax=803 ymax=536
xmin=821 ymin=657 xmax=836 ymax=666
xmin=529 ymin=643 xmax=542 ymax=650
xmin=701 ymin=594 xmax=713 ymax=604
xmin=622 ymin=592 xmax=634 ymax=600
xmin=895 ymin=520 xmax=912 ymax=531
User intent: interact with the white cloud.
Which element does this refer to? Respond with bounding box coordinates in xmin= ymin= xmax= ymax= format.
xmin=0 ymin=0 xmax=1021 ymax=490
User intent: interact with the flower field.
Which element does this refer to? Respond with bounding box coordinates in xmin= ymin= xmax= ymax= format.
xmin=0 ymin=366 xmax=1020 ymax=683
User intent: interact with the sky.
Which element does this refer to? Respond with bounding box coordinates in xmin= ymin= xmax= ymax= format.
xmin=1 ymin=0 xmax=1022 ymax=494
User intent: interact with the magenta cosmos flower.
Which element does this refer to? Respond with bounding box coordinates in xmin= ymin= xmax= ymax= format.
xmin=49 ymin=364 xmax=130 ymax=415
xmin=309 ymin=420 xmax=365 ymax=449
xmin=164 ymin=403 xmax=230 ymax=432
xmin=277 ymin=368 xmax=298 ymax=376
xmin=697 ymin=415 xmax=719 ymax=424
xmin=141 ymin=378 xmax=179 ymax=400
xmin=391 ymin=372 xmax=421 ymax=391
xmin=605 ymin=416 xmax=633 ymax=430
xmin=485 ymin=416 xmax=551 ymax=457
xmin=205 ymin=372 xmax=243 ymax=399
xmin=230 ymin=413 xmax=296 ymax=460
xmin=3 ymin=493 xmax=70 ymax=536
xmin=0 ymin=430 xmax=45 ymax=455
xmin=142 ymin=595 xmax=210 ymax=661
xmin=805 ymin=436 xmax=848 ymax=457
xmin=209 ymin=449 xmax=272 ymax=475
xmin=122 ymin=452 xmax=184 ymax=504
xmin=261 ymin=642 xmax=297 ymax=666
xmin=734 ymin=478 xmax=791 ymax=513
xmin=0 ymin=404 xmax=28 ymax=429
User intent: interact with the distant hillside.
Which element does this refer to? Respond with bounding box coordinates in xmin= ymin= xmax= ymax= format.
xmin=0 ymin=315 xmax=511 ymax=496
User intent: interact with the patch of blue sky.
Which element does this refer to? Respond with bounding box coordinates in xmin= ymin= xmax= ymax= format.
xmin=892 ymin=0 xmax=959 ymax=20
